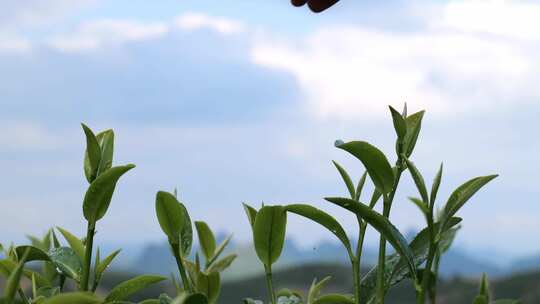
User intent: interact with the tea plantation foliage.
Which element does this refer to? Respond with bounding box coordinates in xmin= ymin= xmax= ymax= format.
xmin=0 ymin=107 xmax=521 ymax=304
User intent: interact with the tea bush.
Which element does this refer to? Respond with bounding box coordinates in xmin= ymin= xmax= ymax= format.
xmin=0 ymin=107 xmax=521 ymax=304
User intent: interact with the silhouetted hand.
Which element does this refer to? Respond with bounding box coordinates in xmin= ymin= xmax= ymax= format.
xmin=291 ymin=0 xmax=340 ymax=13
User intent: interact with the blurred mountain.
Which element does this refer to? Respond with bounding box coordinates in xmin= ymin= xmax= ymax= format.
xmin=509 ymin=252 xmax=540 ymax=274
xmin=126 ymin=237 xmax=503 ymax=280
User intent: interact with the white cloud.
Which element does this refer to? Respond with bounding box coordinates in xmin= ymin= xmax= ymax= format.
xmin=0 ymin=33 xmax=31 ymax=53
xmin=251 ymin=1 xmax=540 ymax=121
xmin=49 ymin=19 xmax=168 ymax=52
xmin=0 ymin=122 xmax=62 ymax=150
xmin=175 ymin=12 xmax=244 ymax=35
xmin=434 ymin=0 xmax=540 ymax=40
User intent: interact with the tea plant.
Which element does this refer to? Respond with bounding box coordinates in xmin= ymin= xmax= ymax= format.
xmin=154 ymin=190 xmax=236 ymax=303
xmin=242 ymin=105 xmax=516 ymax=304
xmin=472 ymin=274 xmax=521 ymax=304
xmin=0 ymin=124 xmax=237 ymax=304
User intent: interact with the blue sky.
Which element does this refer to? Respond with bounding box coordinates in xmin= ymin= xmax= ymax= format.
xmin=1 ymin=0 xmax=540 ymax=257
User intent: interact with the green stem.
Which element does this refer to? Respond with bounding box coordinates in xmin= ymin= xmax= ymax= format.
xmin=375 ymin=169 xmax=403 ymax=304
xmin=80 ymin=222 xmax=95 ymax=291
xmin=171 ymin=244 xmax=192 ymax=293
xmin=430 ymin=253 xmax=441 ymax=304
xmin=17 ymin=288 xmax=30 ymax=304
xmin=352 ymin=258 xmax=361 ymax=304
xmin=264 ymin=265 xmax=276 ymax=304
xmin=353 ymin=218 xmax=368 ymax=304
xmin=418 ymin=241 xmax=436 ymax=304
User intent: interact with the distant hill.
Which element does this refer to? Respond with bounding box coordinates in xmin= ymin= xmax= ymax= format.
xmin=129 ymin=238 xmax=502 ymax=280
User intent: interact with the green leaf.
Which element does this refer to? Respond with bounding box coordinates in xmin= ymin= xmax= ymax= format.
xmin=312 ymin=294 xmax=354 ymax=304
xmin=4 ymin=248 xmax=29 ymax=302
xmin=56 ymin=227 xmax=85 ymax=262
xmin=253 ymin=205 xmax=287 ymax=268
xmin=308 ymin=276 xmax=332 ymax=304
xmin=479 ymin=273 xmax=489 ymax=300
xmin=96 ymin=249 xmax=121 ymax=278
xmin=403 ymin=110 xmax=425 ymax=157
xmin=359 ymin=218 xmax=462 ymax=303
xmin=82 ymin=123 xmax=102 ymax=183
xmin=195 ymin=221 xmax=217 ymax=263
xmin=409 ymin=197 xmax=429 ymax=218
xmin=0 ymin=259 xmax=50 ymax=287
xmin=335 ymin=141 xmax=394 ymax=194
xmin=15 ymin=245 xmax=50 ymax=262
xmin=178 ymin=203 xmax=193 ymax=257
xmin=389 ymin=105 xmax=407 ymax=139
xmin=441 ymin=175 xmax=498 ymax=230
xmin=325 ymin=197 xmax=416 ymax=280
xmin=243 ymin=203 xmax=258 ymax=227
xmin=105 ymin=275 xmax=166 ymax=302
xmin=285 ymin=204 xmax=352 ymax=258
xmin=332 ymin=161 xmax=355 ymax=199
xmin=48 ymin=247 xmax=82 ymax=281
xmin=243 ymin=299 xmax=263 ymax=304
xmin=206 ymin=254 xmax=237 ymax=273
xmin=83 ymin=164 xmax=135 ymax=224
xmin=42 ymin=292 xmax=101 ymax=304
xmin=355 ymin=172 xmax=368 ymax=201
xmin=156 ymin=191 xmax=185 ymax=245
xmin=195 ymin=271 xmax=220 ymax=304
xmin=207 ymin=235 xmax=232 ymax=267
xmin=430 ymin=163 xmax=443 ymax=206
xmin=95 ymin=129 xmax=114 ymax=175
xmin=172 ymin=293 xmax=208 ymax=304
xmin=405 ymin=159 xmax=429 ymax=204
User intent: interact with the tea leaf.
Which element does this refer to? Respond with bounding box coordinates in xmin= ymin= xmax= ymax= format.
xmin=172 ymin=293 xmax=209 ymax=304
xmin=48 ymin=247 xmax=82 ymax=281
xmin=195 ymin=271 xmax=220 ymax=304
xmin=42 ymin=292 xmax=101 ymax=304
xmin=178 ymin=202 xmax=193 ymax=257
xmin=355 ymin=172 xmax=368 ymax=201
xmin=195 ymin=221 xmax=216 ymax=263
xmin=96 ymin=249 xmax=121 ymax=278
xmin=4 ymin=248 xmax=29 ymax=302
xmin=206 ymin=254 xmax=237 ymax=273
xmin=82 ymin=123 xmax=102 ymax=183
xmin=83 ymin=164 xmax=135 ymax=224
xmin=430 ymin=163 xmax=443 ymax=206
xmin=95 ymin=129 xmax=114 ymax=176
xmin=56 ymin=227 xmax=85 ymax=262
xmin=207 ymin=235 xmax=232 ymax=267
xmin=325 ymin=197 xmax=416 ymax=280
xmin=332 ymin=160 xmax=355 ymax=199
xmin=243 ymin=203 xmax=258 ymax=227
xmin=15 ymin=245 xmax=50 ymax=262
xmin=308 ymin=276 xmax=332 ymax=304
xmin=253 ymin=206 xmax=287 ymax=268
xmin=405 ymin=159 xmax=429 ymax=204
xmin=155 ymin=191 xmax=185 ymax=245
xmin=403 ymin=110 xmax=425 ymax=157
xmin=409 ymin=197 xmax=429 ymax=217
xmin=312 ymin=294 xmax=354 ymax=304
xmin=105 ymin=275 xmax=166 ymax=302
xmin=441 ymin=175 xmax=498 ymax=230
xmin=285 ymin=204 xmax=352 ymax=258
xmin=335 ymin=141 xmax=394 ymax=194
xmin=389 ymin=105 xmax=407 ymax=139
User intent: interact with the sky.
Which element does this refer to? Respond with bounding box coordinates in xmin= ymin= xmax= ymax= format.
xmin=1 ymin=0 xmax=540 ymax=257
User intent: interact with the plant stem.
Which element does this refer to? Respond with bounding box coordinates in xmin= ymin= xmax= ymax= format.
xmin=352 ymin=257 xmax=361 ymax=304
xmin=430 ymin=253 xmax=441 ymax=304
xmin=418 ymin=240 xmax=436 ymax=304
xmin=17 ymin=288 xmax=30 ymax=304
xmin=80 ymin=222 xmax=95 ymax=291
xmin=375 ymin=169 xmax=403 ymax=304
xmin=171 ymin=244 xmax=192 ymax=293
xmin=264 ymin=265 xmax=276 ymax=304
xmin=353 ymin=217 xmax=368 ymax=304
